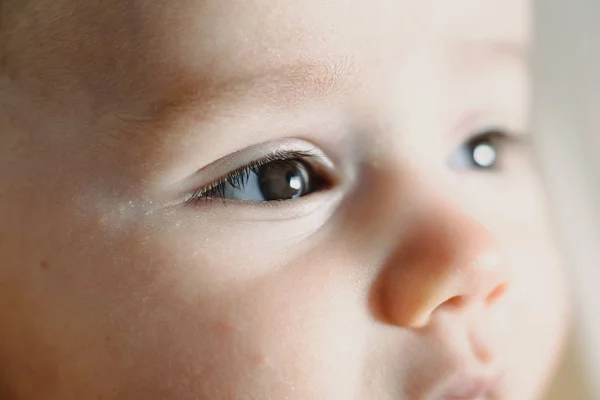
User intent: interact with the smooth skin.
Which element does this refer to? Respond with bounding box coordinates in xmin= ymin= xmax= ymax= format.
xmin=0 ymin=0 xmax=568 ymax=399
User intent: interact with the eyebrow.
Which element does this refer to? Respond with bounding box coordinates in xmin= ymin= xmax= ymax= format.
xmin=113 ymin=39 xmax=524 ymax=139
xmin=138 ymin=57 xmax=358 ymax=129
xmin=148 ymin=39 xmax=523 ymax=109
xmin=453 ymin=39 xmax=529 ymax=67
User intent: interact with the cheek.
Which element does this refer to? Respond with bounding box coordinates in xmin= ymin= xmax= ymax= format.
xmin=496 ymin=219 xmax=570 ymax=397
xmin=466 ymin=170 xmax=571 ymax=397
xmin=502 ymin=250 xmax=568 ymax=398
xmin=27 ymin=223 xmax=369 ymax=400
xmin=149 ymin=247 xmax=370 ymax=400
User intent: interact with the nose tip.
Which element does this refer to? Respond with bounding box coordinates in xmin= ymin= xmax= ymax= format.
xmin=373 ymin=203 xmax=510 ymax=329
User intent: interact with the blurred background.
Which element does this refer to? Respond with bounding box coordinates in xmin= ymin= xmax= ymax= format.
xmin=535 ymin=0 xmax=599 ymax=398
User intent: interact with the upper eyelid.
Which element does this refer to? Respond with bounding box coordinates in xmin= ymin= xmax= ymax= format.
xmin=452 ymin=126 xmax=527 ymax=151
xmin=469 ymin=128 xmax=529 ymax=147
xmin=170 ymin=137 xmax=335 ymax=188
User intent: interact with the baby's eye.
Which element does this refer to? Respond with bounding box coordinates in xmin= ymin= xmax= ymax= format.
xmin=189 ymin=155 xmax=330 ymax=203
xmin=450 ymin=129 xmax=510 ymax=171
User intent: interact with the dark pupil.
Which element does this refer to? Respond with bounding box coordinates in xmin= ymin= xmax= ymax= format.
xmin=258 ymin=161 xmax=308 ymax=200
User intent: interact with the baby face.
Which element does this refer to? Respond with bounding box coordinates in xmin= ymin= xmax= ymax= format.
xmin=0 ymin=0 xmax=568 ymax=399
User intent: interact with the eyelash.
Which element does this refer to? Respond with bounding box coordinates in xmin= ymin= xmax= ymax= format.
xmin=185 ymin=150 xmax=320 ymax=205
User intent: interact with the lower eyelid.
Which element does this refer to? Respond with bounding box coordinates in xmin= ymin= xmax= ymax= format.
xmin=185 ymin=187 xmax=344 ymax=222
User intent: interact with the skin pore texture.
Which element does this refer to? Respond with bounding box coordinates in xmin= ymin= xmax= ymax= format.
xmin=0 ymin=0 xmax=568 ymax=399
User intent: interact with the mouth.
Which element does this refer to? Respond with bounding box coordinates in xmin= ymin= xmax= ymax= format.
xmin=440 ymin=371 xmax=503 ymax=400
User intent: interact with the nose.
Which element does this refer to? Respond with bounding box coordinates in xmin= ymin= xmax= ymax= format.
xmin=372 ymin=200 xmax=510 ymax=328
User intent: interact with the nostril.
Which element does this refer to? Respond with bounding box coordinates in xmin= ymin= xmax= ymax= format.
xmin=486 ymin=283 xmax=508 ymax=305
xmin=444 ymin=295 xmax=467 ymax=308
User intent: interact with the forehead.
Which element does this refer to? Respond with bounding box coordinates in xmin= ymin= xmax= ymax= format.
xmin=129 ymin=0 xmax=528 ymax=83
xmin=8 ymin=0 xmax=527 ymax=80
xmin=5 ymin=0 xmax=528 ymax=148
xmin=141 ymin=0 xmax=526 ymax=116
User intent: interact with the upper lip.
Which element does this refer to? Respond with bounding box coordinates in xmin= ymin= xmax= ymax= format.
xmin=441 ymin=371 xmax=503 ymax=400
